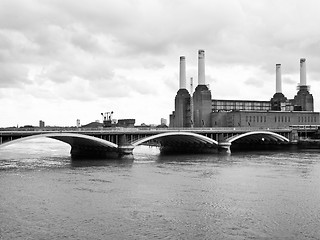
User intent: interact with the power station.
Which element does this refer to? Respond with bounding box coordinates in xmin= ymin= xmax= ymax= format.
xmin=169 ymin=50 xmax=319 ymax=128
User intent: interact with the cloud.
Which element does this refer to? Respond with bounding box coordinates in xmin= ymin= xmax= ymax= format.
xmin=1 ymin=0 xmax=320 ymax=126
xmin=2 ymin=0 xmax=320 ymax=83
xmin=244 ymin=77 xmax=264 ymax=88
xmin=283 ymin=77 xmax=297 ymax=85
xmin=0 ymin=63 xmax=32 ymax=88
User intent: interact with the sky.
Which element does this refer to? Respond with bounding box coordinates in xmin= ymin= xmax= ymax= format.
xmin=1 ymin=0 xmax=320 ymax=127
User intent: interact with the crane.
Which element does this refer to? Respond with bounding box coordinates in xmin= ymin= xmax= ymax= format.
xmin=101 ymin=111 xmax=113 ymax=127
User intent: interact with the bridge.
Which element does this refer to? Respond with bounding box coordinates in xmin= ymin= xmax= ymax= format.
xmin=0 ymin=127 xmax=301 ymax=159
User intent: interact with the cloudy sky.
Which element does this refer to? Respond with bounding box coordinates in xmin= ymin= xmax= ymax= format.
xmin=1 ymin=0 xmax=320 ymax=127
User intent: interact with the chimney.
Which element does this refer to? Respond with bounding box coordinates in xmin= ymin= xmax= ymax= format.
xmin=179 ymin=56 xmax=186 ymax=89
xmin=198 ymin=50 xmax=205 ymax=85
xmin=276 ymin=64 xmax=282 ymax=93
xmin=300 ymin=58 xmax=306 ymax=86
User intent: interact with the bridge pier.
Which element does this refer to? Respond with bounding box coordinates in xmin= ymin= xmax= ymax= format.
xmin=117 ymin=145 xmax=134 ymax=159
xmin=218 ymin=142 xmax=231 ymax=153
xmin=117 ymin=134 xmax=134 ymax=160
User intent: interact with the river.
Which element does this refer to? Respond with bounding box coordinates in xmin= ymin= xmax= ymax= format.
xmin=1 ymin=138 xmax=320 ymax=239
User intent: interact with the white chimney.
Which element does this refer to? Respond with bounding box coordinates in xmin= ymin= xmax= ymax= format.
xmin=300 ymin=58 xmax=306 ymax=86
xmin=276 ymin=64 xmax=282 ymax=93
xmin=198 ymin=50 xmax=205 ymax=85
xmin=179 ymin=56 xmax=186 ymax=89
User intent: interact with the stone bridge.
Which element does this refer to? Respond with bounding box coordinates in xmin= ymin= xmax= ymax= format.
xmin=0 ymin=128 xmax=293 ymax=159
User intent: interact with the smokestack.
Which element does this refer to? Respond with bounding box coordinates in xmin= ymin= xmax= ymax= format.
xmin=198 ymin=50 xmax=205 ymax=85
xmin=300 ymin=58 xmax=306 ymax=86
xmin=179 ymin=56 xmax=186 ymax=89
xmin=276 ymin=64 xmax=282 ymax=93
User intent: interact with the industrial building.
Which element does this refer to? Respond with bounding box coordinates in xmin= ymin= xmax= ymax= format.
xmin=169 ymin=50 xmax=319 ymax=128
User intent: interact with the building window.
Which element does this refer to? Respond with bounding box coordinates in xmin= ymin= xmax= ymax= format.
xmin=298 ymin=116 xmax=300 ymax=122
xmin=285 ymin=116 xmax=287 ymax=122
xmin=253 ymin=116 xmax=255 ymax=122
xmin=249 ymin=116 xmax=252 ymax=122
xmin=275 ymin=116 xmax=277 ymax=122
xmin=288 ymin=117 xmax=290 ymax=122
xmin=264 ymin=116 xmax=266 ymax=122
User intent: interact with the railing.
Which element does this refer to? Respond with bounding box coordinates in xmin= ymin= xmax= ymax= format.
xmin=289 ymin=125 xmax=320 ymax=130
xmin=0 ymin=126 xmax=295 ymax=134
xmin=3 ymin=125 xmax=320 ymax=133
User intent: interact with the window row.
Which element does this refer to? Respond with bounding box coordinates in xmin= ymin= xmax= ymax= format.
xmin=213 ymin=101 xmax=271 ymax=111
xmin=298 ymin=116 xmax=317 ymax=123
xmin=245 ymin=115 xmax=267 ymax=123
xmin=275 ymin=116 xmax=291 ymax=123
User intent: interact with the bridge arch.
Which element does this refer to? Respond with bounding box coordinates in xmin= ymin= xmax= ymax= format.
xmin=132 ymin=132 xmax=218 ymax=147
xmin=0 ymin=133 xmax=118 ymax=149
xmin=226 ymin=131 xmax=290 ymax=144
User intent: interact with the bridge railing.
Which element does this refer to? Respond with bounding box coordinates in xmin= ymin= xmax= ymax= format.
xmin=0 ymin=126 xmax=294 ymax=135
xmin=4 ymin=125 xmax=320 ymax=133
xmin=289 ymin=125 xmax=320 ymax=130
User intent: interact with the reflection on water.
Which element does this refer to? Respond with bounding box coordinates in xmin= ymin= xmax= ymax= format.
xmin=70 ymin=159 xmax=134 ymax=168
xmin=1 ymin=139 xmax=320 ymax=239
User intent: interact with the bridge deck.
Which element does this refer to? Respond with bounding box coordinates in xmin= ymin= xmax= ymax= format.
xmin=0 ymin=127 xmax=306 ymax=158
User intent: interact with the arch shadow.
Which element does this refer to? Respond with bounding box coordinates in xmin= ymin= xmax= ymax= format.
xmin=132 ymin=132 xmax=219 ymax=154
xmin=132 ymin=131 xmax=219 ymax=146
xmin=226 ymin=131 xmax=290 ymax=143
xmin=226 ymin=131 xmax=290 ymax=151
xmin=0 ymin=133 xmax=118 ymax=150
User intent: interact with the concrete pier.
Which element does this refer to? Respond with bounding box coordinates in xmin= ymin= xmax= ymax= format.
xmin=117 ymin=134 xmax=134 ymax=159
xmin=218 ymin=142 xmax=231 ymax=153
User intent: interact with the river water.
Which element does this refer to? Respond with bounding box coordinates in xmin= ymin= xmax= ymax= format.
xmin=1 ymin=138 xmax=320 ymax=239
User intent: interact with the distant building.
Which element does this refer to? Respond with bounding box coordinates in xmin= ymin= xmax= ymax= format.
xmin=212 ymin=111 xmax=318 ymax=128
xmin=170 ymin=51 xmax=319 ymax=128
xmin=39 ymin=120 xmax=45 ymax=128
xmin=161 ymin=118 xmax=167 ymax=126
xmin=117 ymin=119 xmax=135 ymax=128
xmin=76 ymin=119 xmax=81 ymax=128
